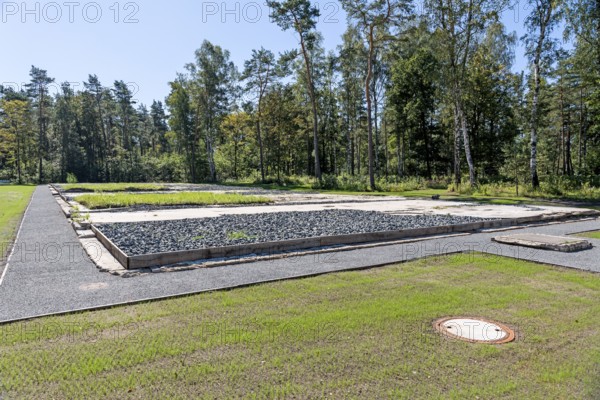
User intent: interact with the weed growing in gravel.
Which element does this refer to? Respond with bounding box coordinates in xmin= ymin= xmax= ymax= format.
xmin=227 ymin=231 xmax=258 ymax=240
xmin=70 ymin=206 xmax=91 ymax=224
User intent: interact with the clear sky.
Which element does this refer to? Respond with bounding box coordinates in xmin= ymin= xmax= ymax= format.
xmin=0 ymin=0 xmax=545 ymax=107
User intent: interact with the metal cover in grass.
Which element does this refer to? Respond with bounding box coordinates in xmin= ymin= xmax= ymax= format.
xmin=434 ymin=317 xmax=515 ymax=344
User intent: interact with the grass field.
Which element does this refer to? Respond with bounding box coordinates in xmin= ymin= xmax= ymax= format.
xmin=76 ymin=192 xmax=272 ymax=209
xmin=2 ymin=253 xmax=600 ymax=399
xmin=575 ymin=231 xmax=600 ymax=239
xmin=61 ymin=183 xmax=167 ymax=192
xmin=0 ymin=185 xmax=35 ymax=261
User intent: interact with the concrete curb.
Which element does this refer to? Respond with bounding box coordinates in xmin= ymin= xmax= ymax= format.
xmin=92 ymin=210 xmax=599 ymax=269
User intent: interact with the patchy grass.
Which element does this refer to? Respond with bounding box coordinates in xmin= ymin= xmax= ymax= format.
xmin=76 ymin=192 xmax=272 ymax=209
xmin=0 ymin=185 xmax=35 ymax=261
xmin=227 ymin=230 xmax=258 ymax=240
xmin=574 ymin=230 xmax=600 ymax=240
xmin=2 ymin=253 xmax=600 ymax=398
xmin=60 ymin=183 xmax=167 ymax=192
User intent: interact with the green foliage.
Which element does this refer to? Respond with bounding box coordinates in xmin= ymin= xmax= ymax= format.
xmin=312 ymin=174 xmax=450 ymax=193
xmin=451 ymin=178 xmax=600 ymax=201
xmin=312 ymin=174 xmax=367 ymax=191
xmin=66 ymin=173 xmax=78 ymax=184
xmin=1 ymin=10 xmax=599 ymax=192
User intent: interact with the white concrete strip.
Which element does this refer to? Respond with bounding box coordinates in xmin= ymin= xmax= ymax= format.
xmin=88 ymin=199 xmax=590 ymax=224
xmin=67 ymin=193 xmax=406 ymax=213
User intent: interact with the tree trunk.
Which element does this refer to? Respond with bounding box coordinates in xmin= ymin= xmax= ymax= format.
xmin=298 ymin=32 xmax=321 ymax=181
xmin=256 ymin=113 xmax=265 ymax=182
xmin=453 ymin=106 xmax=462 ymax=188
xmin=365 ymin=28 xmax=376 ymax=190
xmin=16 ymin=125 xmax=22 ymax=184
xmin=346 ymin=90 xmax=352 ymax=175
xmin=531 ymin=56 xmax=541 ymax=188
xmin=38 ymin=88 xmax=45 ymax=183
xmin=529 ymin=5 xmax=552 ymax=188
xmin=422 ymin=110 xmax=432 ymax=179
xmin=206 ymin=123 xmax=217 ymax=182
xmin=383 ymin=113 xmax=389 ymax=178
xmin=374 ymin=86 xmax=379 ymax=175
xmin=460 ymin=105 xmax=476 ymax=186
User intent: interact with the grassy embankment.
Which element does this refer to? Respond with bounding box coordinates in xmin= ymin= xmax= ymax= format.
xmin=0 ymin=185 xmax=35 ymax=261
xmin=76 ymin=192 xmax=272 ymax=209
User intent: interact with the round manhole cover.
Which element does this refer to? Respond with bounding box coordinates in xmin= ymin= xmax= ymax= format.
xmin=434 ymin=317 xmax=515 ymax=344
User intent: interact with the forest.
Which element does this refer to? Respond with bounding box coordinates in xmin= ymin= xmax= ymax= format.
xmin=0 ymin=0 xmax=598 ymax=195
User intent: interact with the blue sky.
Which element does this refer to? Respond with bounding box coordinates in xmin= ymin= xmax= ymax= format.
xmin=0 ymin=0 xmax=543 ymax=106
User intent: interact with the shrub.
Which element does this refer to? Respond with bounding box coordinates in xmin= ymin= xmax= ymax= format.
xmin=66 ymin=172 xmax=78 ymax=184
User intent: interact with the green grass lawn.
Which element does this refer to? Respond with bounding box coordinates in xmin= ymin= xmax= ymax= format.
xmin=2 ymin=253 xmax=600 ymax=399
xmin=0 ymin=185 xmax=35 ymax=260
xmin=76 ymin=192 xmax=272 ymax=209
xmin=575 ymin=231 xmax=600 ymax=239
xmin=60 ymin=183 xmax=167 ymax=192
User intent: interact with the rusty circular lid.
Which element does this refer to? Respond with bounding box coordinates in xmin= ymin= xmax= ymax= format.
xmin=433 ymin=317 xmax=515 ymax=344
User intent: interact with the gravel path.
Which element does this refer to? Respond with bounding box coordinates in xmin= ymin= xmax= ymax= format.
xmin=97 ymin=210 xmax=492 ymax=256
xmin=0 ymin=186 xmax=599 ymax=324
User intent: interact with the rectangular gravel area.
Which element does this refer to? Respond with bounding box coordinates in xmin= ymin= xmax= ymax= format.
xmin=95 ymin=210 xmax=494 ymax=256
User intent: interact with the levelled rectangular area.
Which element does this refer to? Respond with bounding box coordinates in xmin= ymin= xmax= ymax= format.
xmin=92 ymin=210 xmax=508 ymax=269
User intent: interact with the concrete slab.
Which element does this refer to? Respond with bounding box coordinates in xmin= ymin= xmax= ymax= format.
xmin=76 ymin=230 xmax=96 ymax=239
xmin=86 ymin=199 xmax=595 ymax=224
xmin=492 ymin=233 xmax=593 ymax=252
xmin=79 ymin=237 xmax=127 ymax=274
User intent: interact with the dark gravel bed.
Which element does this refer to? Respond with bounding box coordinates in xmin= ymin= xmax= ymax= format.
xmin=97 ymin=210 xmax=495 ymax=256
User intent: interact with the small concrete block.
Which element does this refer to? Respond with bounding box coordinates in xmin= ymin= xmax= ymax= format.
xmin=79 ymin=237 xmax=127 ymax=273
xmin=55 ymin=197 xmax=72 ymax=217
xmin=492 ymin=233 xmax=593 ymax=252
xmin=77 ymin=230 xmax=96 ymax=239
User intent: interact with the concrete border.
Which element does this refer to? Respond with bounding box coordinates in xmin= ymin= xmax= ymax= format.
xmin=92 ymin=210 xmax=599 ymax=269
xmin=91 ymin=225 xmax=130 ymax=268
